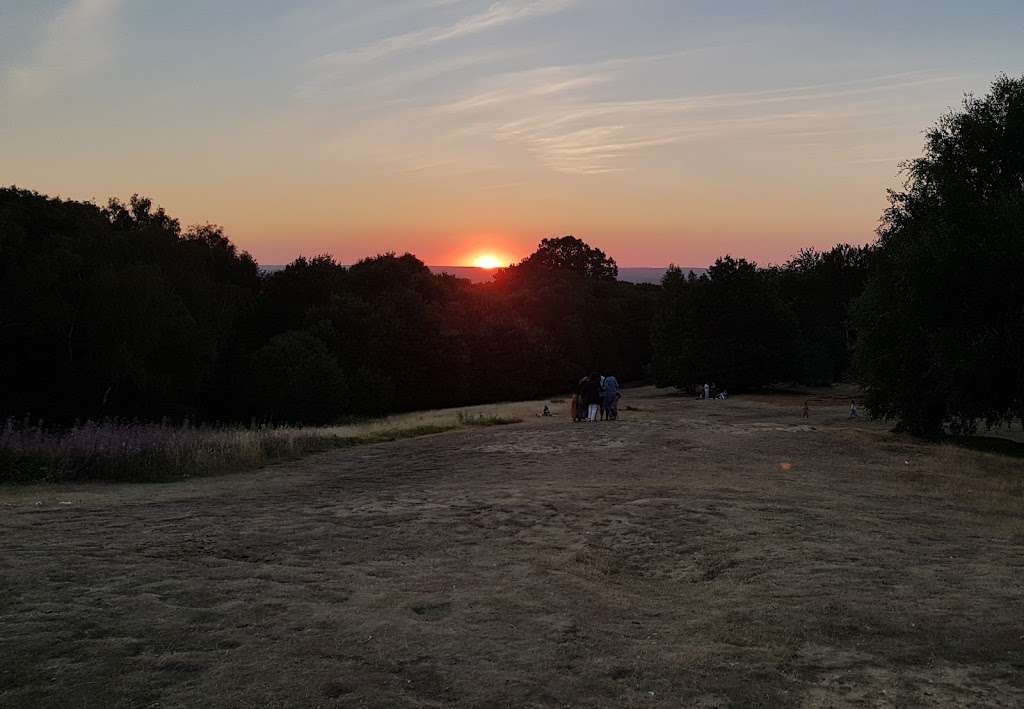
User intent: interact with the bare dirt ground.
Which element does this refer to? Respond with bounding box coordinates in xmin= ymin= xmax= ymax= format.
xmin=2 ymin=387 xmax=1023 ymax=708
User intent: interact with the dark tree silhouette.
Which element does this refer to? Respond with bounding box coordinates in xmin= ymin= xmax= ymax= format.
xmin=653 ymin=256 xmax=799 ymax=392
xmin=852 ymin=74 xmax=1024 ymax=435
xmin=509 ymin=235 xmax=618 ymax=282
xmin=0 ymin=188 xmax=260 ymax=421
xmin=249 ymin=331 xmax=346 ymax=424
xmin=3 ymin=186 xmax=890 ymax=428
xmin=777 ymin=244 xmax=873 ymax=385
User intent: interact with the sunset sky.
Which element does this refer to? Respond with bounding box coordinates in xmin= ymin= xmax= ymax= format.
xmin=3 ymin=1 xmax=1023 ymax=267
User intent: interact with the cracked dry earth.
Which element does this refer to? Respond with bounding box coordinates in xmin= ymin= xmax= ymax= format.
xmin=2 ymin=389 xmax=1023 ymax=708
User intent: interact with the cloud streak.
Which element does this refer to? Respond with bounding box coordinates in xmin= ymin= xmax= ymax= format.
xmin=316 ymin=0 xmax=579 ymax=67
xmin=304 ymin=4 xmax=967 ymax=179
xmin=431 ymin=68 xmax=963 ymax=174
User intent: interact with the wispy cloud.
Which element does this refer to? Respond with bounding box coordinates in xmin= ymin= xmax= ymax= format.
xmin=315 ymin=0 xmax=579 ymax=67
xmin=444 ymin=70 xmax=958 ymax=118
xmin=310 ymin=5 xmax=965 ymax=181
xmin=1 ymin=0 xmax=124 ymax=102
xmin=299 ymin=46 xmax=527 ymax=100
xmin=429 ymin=67 xmax=963 ymax=174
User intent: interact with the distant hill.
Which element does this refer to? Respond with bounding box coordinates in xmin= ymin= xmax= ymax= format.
xmin=261 ymin=264 xmax=704 ymax=284
xmin=432 ymin=266 xmax=706 ymax=284
xmin=619 ymin=267 xmax=707 ymax=284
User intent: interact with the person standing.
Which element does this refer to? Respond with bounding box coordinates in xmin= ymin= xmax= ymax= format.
xmin=849 ymin=399 xmax=858 ymax=419
xmin=704 ymin=383 xmax=710 ymax=401
xmin=802 ymin=401 xmax=810 ymax=419
xmin=583 ymin=372 xmax=602 ymax=422
xmin=573 ymin=376 xmax=589 ymax=422
xmin=602 ymin=374 xmax=621 ymax=420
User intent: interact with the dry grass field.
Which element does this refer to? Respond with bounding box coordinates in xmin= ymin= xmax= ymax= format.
xmin=2 ymin=387 xmax=1023 ymax=708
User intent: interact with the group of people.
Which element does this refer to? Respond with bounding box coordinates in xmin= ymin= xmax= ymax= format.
xmin=571 ymin=373 xmax=621 ymax=422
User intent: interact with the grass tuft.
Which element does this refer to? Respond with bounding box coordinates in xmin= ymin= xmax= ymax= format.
xmin=456 ymin=412 xmax=523 ymax=427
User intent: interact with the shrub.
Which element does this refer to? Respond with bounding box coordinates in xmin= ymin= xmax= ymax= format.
xmin=249 ymin=331 xmax=346 ymax=424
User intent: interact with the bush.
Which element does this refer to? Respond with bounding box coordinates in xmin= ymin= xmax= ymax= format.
xmin=249 ymin=331 xmax=346 ymax=424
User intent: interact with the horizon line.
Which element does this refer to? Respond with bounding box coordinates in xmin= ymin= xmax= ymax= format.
xmin=258 ymin=262 xmax=705 ymax=269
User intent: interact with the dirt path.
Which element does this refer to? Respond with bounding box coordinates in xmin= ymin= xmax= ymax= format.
xmin=2 ymin=389 xmax=1023 ymax=707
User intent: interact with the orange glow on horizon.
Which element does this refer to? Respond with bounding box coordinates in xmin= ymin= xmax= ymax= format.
xmin=470 ymin=252 xmax=511 ymax=269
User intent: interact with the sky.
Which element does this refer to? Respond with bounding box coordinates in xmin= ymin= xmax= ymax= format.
xmin=2 ymin=1 xmax=1023 ymax=267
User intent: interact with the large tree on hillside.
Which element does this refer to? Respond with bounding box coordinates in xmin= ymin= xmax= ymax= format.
xmin=511 ymin=235 xmax=618 ymax=281
xmin=853 ymin=74 xmax=1024 ymax=435
xmin=493 ymin=236 xmax=653 ymax=383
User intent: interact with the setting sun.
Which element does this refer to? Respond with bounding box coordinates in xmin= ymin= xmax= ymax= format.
xmin=472 ymin=253 xmax=507 ymax=269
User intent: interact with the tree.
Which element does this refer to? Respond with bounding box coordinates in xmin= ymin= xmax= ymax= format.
xmin=777 ymin=244 xmax=872 ymax=384
xmin=105 ymin=194 xmax=181 ymax=235
xmin=653 ymin=257 xmax=799 ymax=391
xmin=486 ymin=235 xmax=650 ymax=390
xmin=508 ymin=235 xmax=618 ymax=282
xmin=257 ymin=255 xmax=348 ymax=341
xmin=0 ymin=188 xmax=260 ymax=422
xmin=852 ymin=74 xmax=1024 ymax=435
xmin=249 ymin=331 xmax=346 ymax=424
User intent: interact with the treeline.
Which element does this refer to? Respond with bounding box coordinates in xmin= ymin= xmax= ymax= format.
xmin=0 ymin=193 xmax=653 ymax=424
xmin=653 ymin=245 xmax=872 ymax=393
xmin=0 ymin=180 xmax=868 ymax=429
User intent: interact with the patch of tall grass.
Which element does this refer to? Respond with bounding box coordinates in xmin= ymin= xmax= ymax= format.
xmin=0 ymin=417 xmax=454 ymax=484
xmin=456 ymin=412 xmax=523 ymax=427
